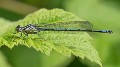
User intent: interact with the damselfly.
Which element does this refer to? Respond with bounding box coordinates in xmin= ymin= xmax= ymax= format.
xmin=15 ymin=21 xmax=113 ymax=36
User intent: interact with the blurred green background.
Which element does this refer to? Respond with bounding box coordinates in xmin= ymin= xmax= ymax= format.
xmin=0 ymin=0 xmax=119 ymax=67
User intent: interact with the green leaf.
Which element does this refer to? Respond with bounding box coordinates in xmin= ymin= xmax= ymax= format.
xmin=0 ymin=51 xmax=11 ymax=67
xmin=0 ymin=8 xmax=102 ymax=67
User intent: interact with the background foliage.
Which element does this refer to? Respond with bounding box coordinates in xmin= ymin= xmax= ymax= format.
xmin=0 ymin=0 xmax=119 ymax=67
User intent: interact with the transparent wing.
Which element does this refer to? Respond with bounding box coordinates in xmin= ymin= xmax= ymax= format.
xmin=40 ymin=21 xmax=93 ymax=30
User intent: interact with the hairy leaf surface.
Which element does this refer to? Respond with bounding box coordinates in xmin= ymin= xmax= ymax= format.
xmin=0 ymin=8 xmax=102 ymax=67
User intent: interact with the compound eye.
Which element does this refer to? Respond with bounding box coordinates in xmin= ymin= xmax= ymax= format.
xmin=19 ymin=28 xmax=23 ymax=31
xmin=28 ymin=24 xmax=32 ymax=26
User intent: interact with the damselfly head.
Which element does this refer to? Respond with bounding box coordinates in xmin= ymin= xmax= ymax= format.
xmin=15 ymin=25 xmax=23 ymax=32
